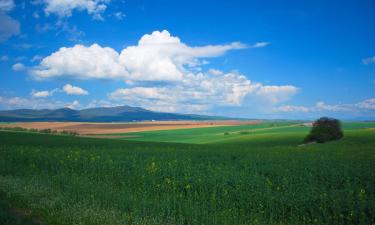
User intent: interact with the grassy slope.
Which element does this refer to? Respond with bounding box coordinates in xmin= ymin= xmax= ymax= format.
xmin=112 ymin=121 xmax=300 ymax=143
xmin=0 ymin=124 xmax=374 ymax=225
xmin=107 ymin=121 xmax=375 ymax=144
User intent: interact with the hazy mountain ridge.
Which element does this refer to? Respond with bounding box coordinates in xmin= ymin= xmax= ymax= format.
xmin=0 ymin=106 xmax=228 ymax=122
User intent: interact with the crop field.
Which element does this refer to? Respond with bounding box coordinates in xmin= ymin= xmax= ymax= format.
xmin=101 ymin=121 xmax=375 ymax=144
xmin=0 ymin=122 xmax=375 ymax=225
xmin=0 ymin=120 xmax=259 ymax=135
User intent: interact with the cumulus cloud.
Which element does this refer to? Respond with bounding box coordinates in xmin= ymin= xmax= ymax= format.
xmin=12 ymin=63 xmax=25 ymax=71
xmin=0 ymin=96 xmax=30 ymax=109
xmin=32 ymin=30 xmax=297 ymax=112
xmin=362 ymin=56 xmax=375 ymax=65
xmin=357 ymin=98 xmax=375 ymax=110
xmin=63 ymin=84 xmax=88 ymax=95
xmin=32 ymin=30 xmax=248 ymax=81
xmin=314 ymin=101 xmax=350 ymax=112
xmin=31 ymin=90 xmax=52 ymax=98
xmin=29 ymin=84 xmax=88 ymax=99
xmin=30 ymin=88 xmax=59 ymax=98
xmin=255 ymin=85 xmax=298 ymax=104
xmin=32 ymin=43 xmax=125 ymax=80
xmin=109 ymin=71 xmax=298 ymax=112
xmin=274 ymin=99 xmax=375 ymax=114
xmin=0 ymin=95 xmax=82 ymax=110
xmin=208 ymin=68 xmax=223 ymax=76
xmin=40 ymin=0 xmax=110 ymax=19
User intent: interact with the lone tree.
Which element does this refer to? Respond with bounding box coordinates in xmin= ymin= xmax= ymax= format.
xmin=304 ymin=117 xmax=343 ymax=143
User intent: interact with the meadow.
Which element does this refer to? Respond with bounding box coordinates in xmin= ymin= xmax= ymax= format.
xmin=104 ymin=121 xmax=375 ymax=144
xmin=0 ymin=122 xmax=374 ymax=225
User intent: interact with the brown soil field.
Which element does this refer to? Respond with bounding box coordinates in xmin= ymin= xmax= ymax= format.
xmin=0 ymin=120 xmax=261 ymax=135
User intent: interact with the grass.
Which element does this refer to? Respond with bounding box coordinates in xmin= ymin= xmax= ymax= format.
xmin=104 ymin=121 xmax=303 ymax=143
xmin=0 ymin=122 xmax=374 ymax=225
xmin=104 ymin=121 xmax=375 ymax=144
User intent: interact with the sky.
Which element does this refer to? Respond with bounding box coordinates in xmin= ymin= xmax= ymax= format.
xmin=0 ymin=0 xmax=374 ymax=119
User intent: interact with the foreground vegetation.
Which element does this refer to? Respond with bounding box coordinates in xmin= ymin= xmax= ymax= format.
xmin=0 ymin=126 xmax=79 ymax=136
xmin=0 ymin=123 xmax=375 ymax=225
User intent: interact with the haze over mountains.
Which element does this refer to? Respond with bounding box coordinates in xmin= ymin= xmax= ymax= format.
xmin=0 ymin=106 xmax=227 ymax=122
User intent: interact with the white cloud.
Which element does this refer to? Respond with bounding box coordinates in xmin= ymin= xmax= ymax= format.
xmin=0 ymin=0 xmax=15 ymax=12
xmin=32 ymin=30 xmax=248 ymax=81
xmin=109 ymin=71 xmax=298 ymax=112
xmin=274 ymin=105 xmax=310 ymax=113
xmin=12 ymin=63 xmax=25 ymax=71
xmin=66 ymin=100 xmax=79 ymax=109
xmin=32 ymin=43 xmax=125 ymax=80
xmin=275 ymin=99 xmax=375 ymax=114
xmin=30 ymin=88 xmax=59 ymax=98
xmin=41 ymin=0 xmax=110 ymax=19
xmin=251 ymin=42 xmax=270 ymax=48
xmin=63 ymin=84 xmax=88 ymax=95
xmin=0 ymin=96 xmax=30 ymax=109
xmin=31 ymin=90 xmax=52 ymax=98
xmin=314 ymin=101 xmax=349 ymax=112
xmin=86 ymin=99 xmax=117 ymax=108
xmin=114 ymin=11 xmax=125 ymax=20
xmin=357 ymin=98 xmax=375 ymax=110
xmin=31 ymin=55 xmax=43 ymax=62
xmin=208 ymin=68 xmax=223 ymax=76
xmin=31 ymin=30 xmax=297 ymax=113
xmin=362 ymin=56 xmax=375 ymax=65
xmin=255 ymin=85 xmax=299 ymax=104
xmin=274 ymin=101 xmax=349 ymax=113
xmin=0 ymin=95 xmax=80 ymax=110
xmin=28 ymin=84 xmax=88 ymax=99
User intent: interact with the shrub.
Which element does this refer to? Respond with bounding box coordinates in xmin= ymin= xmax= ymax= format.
xmin=304 ymin=117 xmax=343 ymax=143
xmin=60 ymin=130 xmax=78 ymax=136
xmin=69 ymin=131 xmax=79 ymax=136
xmin=39 ymin=129 xmax=52 ymax=134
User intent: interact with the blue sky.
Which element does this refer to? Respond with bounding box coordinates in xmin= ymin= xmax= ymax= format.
xmin=0 ymin=0 xmax=374 ymax=119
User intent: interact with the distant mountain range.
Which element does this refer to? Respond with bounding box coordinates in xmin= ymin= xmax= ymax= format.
xmin=0 ymin=106 xmax=229 ymax=122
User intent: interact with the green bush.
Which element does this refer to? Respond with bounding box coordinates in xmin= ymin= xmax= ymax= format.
xmin=39 ymin=129 xmax=52 ymax=134
xmin=60 ymin=130 xmax=79 ymax=136
xmin=304 ymin=117 xmax=343 ymax=143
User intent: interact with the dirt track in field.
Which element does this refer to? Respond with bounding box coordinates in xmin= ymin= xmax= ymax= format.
xmin=1 ymin=120 xmax=261 ymax=135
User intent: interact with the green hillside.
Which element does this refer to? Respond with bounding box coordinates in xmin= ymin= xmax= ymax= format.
xmin=0 ymin=123 xmax=374 ymax=225
xmin=103 ymin=121 xmax=375 ymax=144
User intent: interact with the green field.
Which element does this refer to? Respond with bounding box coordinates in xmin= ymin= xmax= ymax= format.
xmin=0 ymin=122 xmax=375 ymax=225
xmin=101 ymin=121 xmax=375 ymax=144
